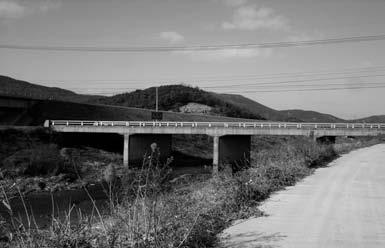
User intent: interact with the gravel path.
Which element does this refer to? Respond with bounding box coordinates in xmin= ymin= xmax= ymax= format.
xmin=221 ymin=144 xmax=385 ymax=248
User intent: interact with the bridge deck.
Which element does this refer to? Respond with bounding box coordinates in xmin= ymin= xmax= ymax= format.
xmin=46 ymin=120 xmax=385 ymax=137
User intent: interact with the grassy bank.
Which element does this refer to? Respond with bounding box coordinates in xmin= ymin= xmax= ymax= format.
xmin=1 ymin=136 xmax=383 ymax=247
xmin=0 ymin=128 xmax=125 ymax=198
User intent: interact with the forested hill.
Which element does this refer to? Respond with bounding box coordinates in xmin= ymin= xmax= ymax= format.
xmin=0 ymin=75 xmax=99 ymax=102
xmin=4 ymin=76 xmax=381 ymax=123
xmin=90 ymin=85 xmax=272 ymax=120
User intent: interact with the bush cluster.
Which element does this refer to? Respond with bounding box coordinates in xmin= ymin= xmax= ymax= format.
xmin=1 ymin=144 xmax=78 ymax=178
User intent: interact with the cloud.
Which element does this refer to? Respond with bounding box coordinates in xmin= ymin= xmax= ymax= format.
xmin=222 ymin=0 xmax=248 ymax=7
xmin=175 ymin=48 xmax=273 ymax=61
xmin=222 ymin=5 xmax=290 ymax=31
xmin=0 ymin=1 xmax=25 ymax=18
xmin=36 ymin=0 xmax=61 ymax=12
xmin=0 ymin=0 xmax=60 ymax=19
xmin=160 ymin=31 xmax=185 ymax=44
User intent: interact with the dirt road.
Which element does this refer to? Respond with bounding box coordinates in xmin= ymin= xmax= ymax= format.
xmin=221 ymin=144 xmax=385 ymax=248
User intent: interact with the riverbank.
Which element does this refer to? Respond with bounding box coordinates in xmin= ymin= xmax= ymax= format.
xmin=0 ymin=128 xmax=212 ymax=200
xmin=1 ymin=135 xmax=382 ymax=247
xmin=0 ymin=145 xmax=124 ymax=199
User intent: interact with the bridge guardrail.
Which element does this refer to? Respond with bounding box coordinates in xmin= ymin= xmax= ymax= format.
xmin=46 ymin=120 xmax=385 ymax=130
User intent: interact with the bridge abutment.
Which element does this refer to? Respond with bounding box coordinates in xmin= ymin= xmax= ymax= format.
xmin=123 ymin=133 xmax=172 ymax=167
xmin=212 ymin=135 xmax=251 ymax=174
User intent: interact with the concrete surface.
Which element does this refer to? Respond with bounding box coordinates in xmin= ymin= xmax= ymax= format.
xmin=50 ymin=124 xmax=385 ymax=137
xmin=221 ymin=144 xmax=385 ymax=248
xmin=49 ymin=120 xmax=385 ymax=137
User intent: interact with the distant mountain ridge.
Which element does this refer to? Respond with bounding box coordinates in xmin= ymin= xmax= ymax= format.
xmin=1 ymin=75 xmax=384 ymax=123
xmin=213 ymin=93 xmax=288 ymax=121
xmin=0 ymin=75 xmax=99 ymax=102
xmin=279 ymin=109 xmax=344 ymax=123
xmin=351 ymin=115 xmax=385 ymax=123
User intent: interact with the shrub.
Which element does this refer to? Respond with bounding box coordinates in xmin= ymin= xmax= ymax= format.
xmin=2 ymin=144 xmax=76 ymax=177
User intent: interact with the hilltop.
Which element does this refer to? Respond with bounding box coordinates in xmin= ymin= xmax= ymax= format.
xmin=0 ymin=75 xmax=99 ymax=102
xmin=90 ymin=85 xmax=268 ymax=120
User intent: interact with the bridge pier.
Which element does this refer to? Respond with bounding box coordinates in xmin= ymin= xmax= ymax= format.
xmin=122 ymin=133 xmax=172 ymax=167
xmin=213 ymin=136 xmax=219 ymax=174
xmin=212 ymin=135 xmax=251 ymax=174
xmin=123 ymin=134 xmax=129 ymax=168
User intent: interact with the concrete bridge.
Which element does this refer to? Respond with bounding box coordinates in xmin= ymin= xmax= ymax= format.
xmin=45 ymin=120 xmax=385 ymax=173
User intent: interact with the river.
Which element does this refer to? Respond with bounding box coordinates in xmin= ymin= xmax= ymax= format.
xmin=0 ymin=184 xmax=109 ymax=228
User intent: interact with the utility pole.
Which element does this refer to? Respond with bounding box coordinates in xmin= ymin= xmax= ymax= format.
xmin=151 ymin=86 xmax=162 ymax=121
xmin=155 ymin=86 xmax=159 ymax=112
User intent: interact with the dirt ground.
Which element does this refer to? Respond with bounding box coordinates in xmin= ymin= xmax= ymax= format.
xmin=221 ymin=144 xmax=385 ymax=248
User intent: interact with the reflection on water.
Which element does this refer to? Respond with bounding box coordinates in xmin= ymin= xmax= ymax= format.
xmin=0 ymin=184 xmax=109 ymax=228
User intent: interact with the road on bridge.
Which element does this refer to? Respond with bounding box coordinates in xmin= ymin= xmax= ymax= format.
xmin=221 ymin=144 xmax=385 ymax=248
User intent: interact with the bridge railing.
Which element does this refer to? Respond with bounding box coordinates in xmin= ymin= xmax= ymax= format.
xmin=46 ymin=120 xmax=385 ymax=130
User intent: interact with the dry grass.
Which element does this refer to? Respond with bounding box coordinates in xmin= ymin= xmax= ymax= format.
xmin=1 ymin=136 xmax=382 ymax=248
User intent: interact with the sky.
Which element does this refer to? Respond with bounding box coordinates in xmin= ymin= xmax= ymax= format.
xmin=1 ymin=0 xmax=385 ymax=119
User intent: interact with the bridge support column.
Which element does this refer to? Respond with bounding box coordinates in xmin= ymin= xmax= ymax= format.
xmin=123 ymin=133 xmax=130 ymax=168
xmin=309 ymin=130 xmax=317 ymax=142
xmin=213 ymin=136 xmax=219 ymax=175
xmin=212 ymin=135 xmax=251 ymax=175
xmin=128 ymin=134 xmax=172 ymax=166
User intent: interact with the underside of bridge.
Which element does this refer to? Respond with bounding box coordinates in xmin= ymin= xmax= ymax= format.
xmin=123 ymin=134 xmax=172 ymax=167
xmin=122 ymin=133 xmax=251 ymax=173
xmin=57 ymin=132 xmax=123 ymax=152
xmin=213 ymin=135 xmax=251 ymax=174
xmin=316 ymin=135 xmax=336 ymax=144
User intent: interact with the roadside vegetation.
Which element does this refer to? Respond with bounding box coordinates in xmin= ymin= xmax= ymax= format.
xmin=0 ymin=130 xmax=383 ymax=247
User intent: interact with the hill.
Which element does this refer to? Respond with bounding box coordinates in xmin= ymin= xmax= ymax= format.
xmin=90 ymin=85 xmax=276 ymax=120
xmin=0 ymin=75 xmax=99 ymax=102
xmin=279 ymin=109 xmax=344 ymax=123
xmin=91 ymin=85 xmax=356 ymax=122
xmin=352 ymin=115 xmax=385 ymax=123
xmin=10 ymin=100 xmax=249 ymax=126
xmin=1 ymin=76 xmax=383 ymax=123
xmin=214 ymin=93 xmax=290 ymax=121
